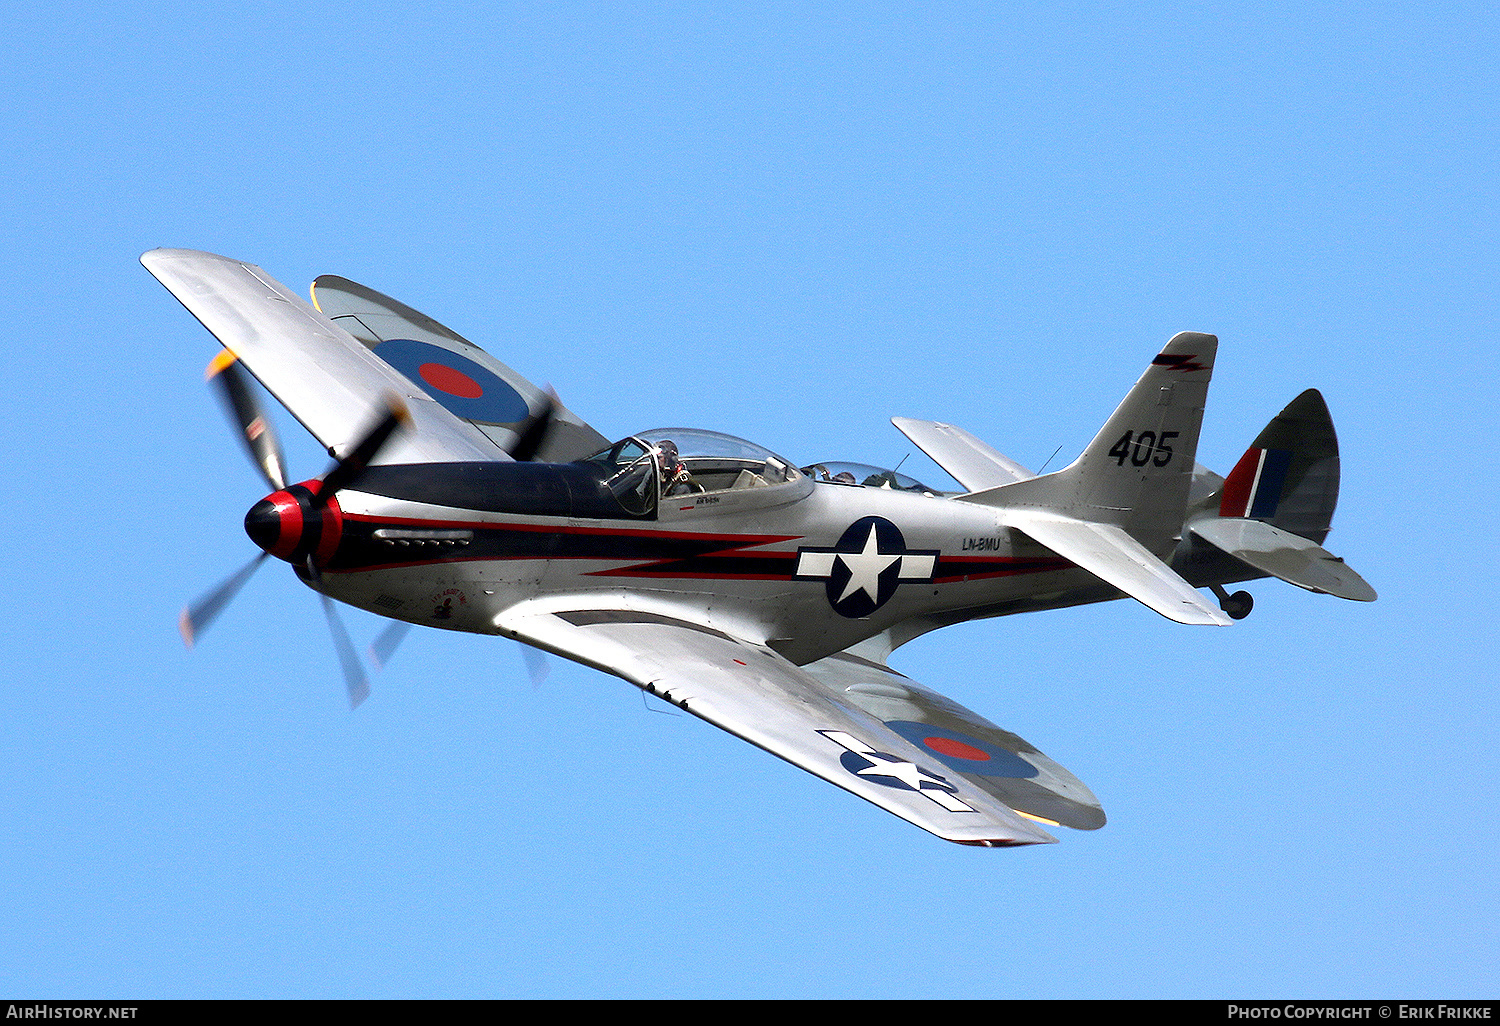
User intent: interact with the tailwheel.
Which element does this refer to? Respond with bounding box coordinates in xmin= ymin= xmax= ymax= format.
xmin=1211 ymin=584 xmax=1254 ymax=620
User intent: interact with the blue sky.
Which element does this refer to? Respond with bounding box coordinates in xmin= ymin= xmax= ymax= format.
xmin=2 ymin=1 xmax=1496 ymax=999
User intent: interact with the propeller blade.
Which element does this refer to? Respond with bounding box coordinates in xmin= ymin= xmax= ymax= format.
xmin=207 ymin=351 xmax=288 ymax=491
xmin=368 ymin=620 xmax=412 ymax=672
xmin=508 ymin=388 xmax=558 ymax=462
xmin=320 ymin=592 xmax=371 ymax=709
xmin=520 ymin=642 xmax=551 ymax=687
xmin=313 ymin=394 xmax=412 ymax=509
xmin=180 ymin=551 xmax=268 ymax=648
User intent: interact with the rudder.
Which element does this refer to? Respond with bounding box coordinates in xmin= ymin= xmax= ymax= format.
xmin=1217 ymin=388 xmax=1339 ymax=544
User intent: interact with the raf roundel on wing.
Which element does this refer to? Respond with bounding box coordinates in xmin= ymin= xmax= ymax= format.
xmin=374 ymin=338 xmax=531 ymax=425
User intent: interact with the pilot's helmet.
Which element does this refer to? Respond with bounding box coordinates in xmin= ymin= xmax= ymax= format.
xmin=656 ymin=439 xmax=681 ymax=467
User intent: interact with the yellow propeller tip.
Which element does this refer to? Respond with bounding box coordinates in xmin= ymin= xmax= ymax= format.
xmin=204 ymin=349 xmax=238 ymax=381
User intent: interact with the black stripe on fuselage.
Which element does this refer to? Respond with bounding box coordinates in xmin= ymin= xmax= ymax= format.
xmin=327 ymin=514 xmax=800 ymax=574
xmin=351 ymin=462 xmax=644 ymax=519
xmin=327 ymin=515 xmax=1074 ymax=582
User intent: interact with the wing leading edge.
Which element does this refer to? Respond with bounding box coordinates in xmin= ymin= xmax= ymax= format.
xmin=142 ymin=249 xmax=506 ymax=465
xmin=497 ymin=599 xmax=1103 ymax=845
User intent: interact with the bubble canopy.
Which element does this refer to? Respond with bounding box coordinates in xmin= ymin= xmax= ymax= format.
xmin=637 ymin=428 xmax=798 ymax=470
xmin=801 ymin=461 xmax=947 ymax=496
xmin=577 ymin=428 xmax=804 ymax=515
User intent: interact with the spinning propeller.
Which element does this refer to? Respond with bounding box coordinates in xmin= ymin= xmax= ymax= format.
xmin=180 ymin=351 xmax=410 ymax=708
xmin=182 ymin=351 xmax=562 ymax=706
xmin=356 ymin=388 xmax=562 ymax=687
xmin=507 ymin=386 xmax=558 ymax=462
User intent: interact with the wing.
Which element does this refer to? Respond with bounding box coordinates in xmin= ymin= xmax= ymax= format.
xmin=800 ymin=646 xmax=1105 ymax=831
xmin=141 ymin=249 xmax=506 ymax=465
xmin=1190 ymin=516 xmax=1377 ymax=601
xmin=497 ymin=599 xmax=1074 ymax=846
xmin=310 ymin=275 xmax=610 ymax=462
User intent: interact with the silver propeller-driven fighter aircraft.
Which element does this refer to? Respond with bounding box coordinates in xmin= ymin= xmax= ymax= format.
xmin=145 ymin=249 xmax=1375 ymax=847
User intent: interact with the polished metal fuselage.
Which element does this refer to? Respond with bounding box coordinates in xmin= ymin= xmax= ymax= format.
xmin=308 ymin=473 xmax=1252 ymax=664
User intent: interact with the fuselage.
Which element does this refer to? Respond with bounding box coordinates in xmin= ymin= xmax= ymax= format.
xmin=245 ymin=425 xmax=1265 ymax=663
xmin=253 ymin=458 xmax=1118 ymax=665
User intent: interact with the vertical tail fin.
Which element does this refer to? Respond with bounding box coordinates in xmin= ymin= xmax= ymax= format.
xmin=965 ymin=332 xmax=1217 ymax=556
xmin=958 ymin=333 xmax=1230 ymax=625
xmin=1189 ymin=387 xmax=1374 ymax=602
xmin=1064 ymin=331 xmax=1217 ymax=550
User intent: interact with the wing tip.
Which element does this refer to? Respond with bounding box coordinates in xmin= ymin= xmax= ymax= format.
xmin=952 ymin=835 xmax=1058 ymax=848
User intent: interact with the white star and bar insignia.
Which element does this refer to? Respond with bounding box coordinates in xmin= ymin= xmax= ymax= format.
xmin=794 ymin=516 xmax=938 ymax=618
xmin=819 ymin=731 xmax=975 ymax=813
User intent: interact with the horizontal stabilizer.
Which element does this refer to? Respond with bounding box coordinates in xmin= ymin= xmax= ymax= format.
xmin=890 ymin=418 xmax=1035 ymax=491
xmin=1003 ymin=512 xmax=1231 ymax=625
xmin=1190 ymin=517 xmax=1376 ymax=601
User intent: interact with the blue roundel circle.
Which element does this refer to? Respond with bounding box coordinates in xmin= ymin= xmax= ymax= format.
xmin=884 ymin=721 xmax=1039 ymax=779
xmin=372 ymin=338 xmax=530 ymax=425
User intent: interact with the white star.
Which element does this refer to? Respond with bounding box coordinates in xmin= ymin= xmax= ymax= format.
xmin=835 ymin=524 xmax=900 ymax=604
xmin=854 ymin=754 xmax=949 ymax=791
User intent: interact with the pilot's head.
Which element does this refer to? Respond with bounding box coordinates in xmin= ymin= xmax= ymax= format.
xmin=655 ymin=439 xmax=682 ymax=474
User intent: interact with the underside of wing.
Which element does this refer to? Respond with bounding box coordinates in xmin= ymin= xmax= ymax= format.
xmin=311 ymin=276 xmax=609 ymax=462
xmin=495 ymin=599 xmax=1060 ymax=846
xmin=1190 ymin=517 xmax=1377 ymax=601
xmin=142 ymin=249 xmax=504 ymax=465
xmin=800 ymin=646 xmax=1105 ymax=831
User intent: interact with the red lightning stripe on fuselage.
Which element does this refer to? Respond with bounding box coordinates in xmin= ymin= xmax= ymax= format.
xmin=323 ymin=516 xmax=1078 ymax=585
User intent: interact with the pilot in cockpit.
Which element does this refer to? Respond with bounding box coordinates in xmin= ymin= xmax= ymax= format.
xmin=655 ymin=439 xmax=703 ymax=496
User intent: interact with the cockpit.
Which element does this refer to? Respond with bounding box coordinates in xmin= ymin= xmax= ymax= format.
xmin=577 ymin=428 xmax=806 ymax=516
xmin=351 ymin=432 xmax=938 ymax=526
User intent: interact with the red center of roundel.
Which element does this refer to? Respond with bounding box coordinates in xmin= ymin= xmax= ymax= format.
xmin=924 ymin=736 xmax=991 ymax=761
xmin=418 ymin=362 xmax=484 ymax=399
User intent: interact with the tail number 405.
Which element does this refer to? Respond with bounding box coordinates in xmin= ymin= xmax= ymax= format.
xmin=1108 ymin=430 xmax=1179 ymax=468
